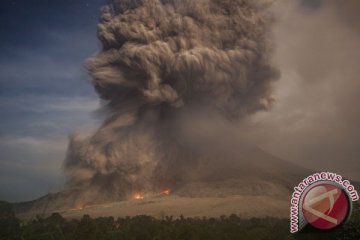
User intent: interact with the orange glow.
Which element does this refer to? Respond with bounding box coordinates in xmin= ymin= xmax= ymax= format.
xmin=70 ymin=203 xmax=88 ymax=211
xmin=161 ymin=188 xmax=171 ymax=195
xmin=132 ymin=193 xmax=144 ymax=200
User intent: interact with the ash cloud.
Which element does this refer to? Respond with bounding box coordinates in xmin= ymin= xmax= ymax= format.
xmin=64 ymin=0 xmax=279 ymax=202
xmin=244 ymin=0 xmax=360 ymax=181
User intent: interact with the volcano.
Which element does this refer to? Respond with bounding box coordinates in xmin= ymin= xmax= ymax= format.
xmin=14 ymin=148 xmax=312 ymax=219
xmin=11 ymin=0 xmax=341 ymax=220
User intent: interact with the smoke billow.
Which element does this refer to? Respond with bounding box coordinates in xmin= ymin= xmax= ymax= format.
xmin=245 ymin=0 xmax=360 ymax=181
xmin=64 ymin=0 xmax=279 ymax=202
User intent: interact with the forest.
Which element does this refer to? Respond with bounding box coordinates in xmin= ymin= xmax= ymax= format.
xmin=0 ymin=201 xmax=359 ymax=240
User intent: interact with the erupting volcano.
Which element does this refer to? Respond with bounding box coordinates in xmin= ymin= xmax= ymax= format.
xmin=13 ymin=0 xmax=312 ymax=218
xmin=63 ymin=0 xmax=280 ymax=204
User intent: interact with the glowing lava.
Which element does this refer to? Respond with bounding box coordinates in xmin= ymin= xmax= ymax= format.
xmin=132 ymin=193 xmax=144 ymax=200
xmin=70 ymin=203 xmax=88 ymax=211
xmin=161 ymin=188 xmax=171 ymax=195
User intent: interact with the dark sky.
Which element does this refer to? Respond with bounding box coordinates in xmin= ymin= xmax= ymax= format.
xmin=0 ymin=0 xmax=105 ymax=97
xmin=0 ymin=0 xmax=105 ymax=201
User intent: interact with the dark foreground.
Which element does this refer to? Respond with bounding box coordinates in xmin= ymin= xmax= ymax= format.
xmin=1 ymin=201 xmax=359 ymax=240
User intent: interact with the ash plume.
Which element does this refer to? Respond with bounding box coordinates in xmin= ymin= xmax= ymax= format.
xmin=64 ymin=0 xmax=279 ymax=202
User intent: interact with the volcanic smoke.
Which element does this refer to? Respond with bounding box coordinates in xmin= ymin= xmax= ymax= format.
xmin=64 ymin=0 xmax=280 ymax=203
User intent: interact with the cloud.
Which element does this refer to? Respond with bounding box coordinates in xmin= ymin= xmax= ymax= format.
xmin=0 ymin=95 xmax=99 ymax=113
xmin=0 ymin=95 xmax=99 ymax=138
xmin=0 ymin=30 xmax=98 ymax=97
xmin=0 ymin=0 xmax=103 ymax=202
xmin=0 ymin=95 xmax=99 ymax=201
xmin=243 ymin=0 xmax=360 ymax=180
xmin=0 ymin=136 xmax=67 ymax=202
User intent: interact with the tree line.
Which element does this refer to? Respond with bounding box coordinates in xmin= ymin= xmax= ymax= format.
xmin=0 ymin=201 xmax=359 ymax=240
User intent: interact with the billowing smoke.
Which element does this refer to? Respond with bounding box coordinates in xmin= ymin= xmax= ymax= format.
xmin=64 ymin=0 xmax=279 ymax=202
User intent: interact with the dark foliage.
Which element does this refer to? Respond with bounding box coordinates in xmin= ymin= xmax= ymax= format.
xmin=0 ymin=201 xmax=359 ymax=240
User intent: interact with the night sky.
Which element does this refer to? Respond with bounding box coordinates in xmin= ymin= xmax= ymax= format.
xmin=0 ymin=0 xmax=106 ymax=201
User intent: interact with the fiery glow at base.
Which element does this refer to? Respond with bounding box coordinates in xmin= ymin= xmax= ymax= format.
xmin=132 ymin=193 xmax=144 ymax=200
xmin=70 ymin=203 xmax=88 ymax=211
xmin=161 ymin=188 xmax=171 ymax=195
xmin=130 ymin=189 xmax=171 ymax=200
